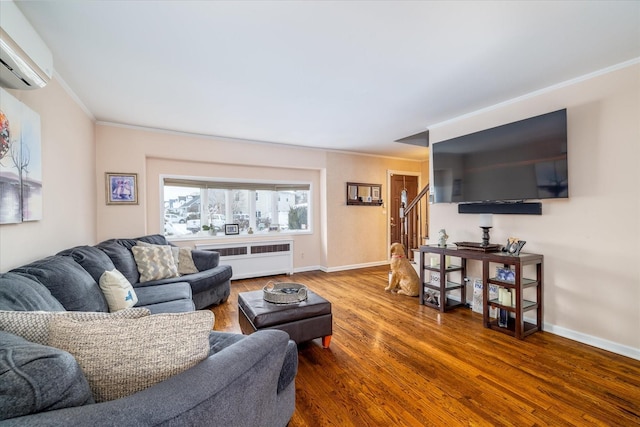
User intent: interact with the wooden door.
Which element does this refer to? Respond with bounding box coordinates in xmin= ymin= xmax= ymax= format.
xmin=390 ymin=174 xmax=418 ymax=244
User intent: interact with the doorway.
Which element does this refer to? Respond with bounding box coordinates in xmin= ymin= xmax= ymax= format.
xmin=389 ymin=173 xmax=419 ymax=245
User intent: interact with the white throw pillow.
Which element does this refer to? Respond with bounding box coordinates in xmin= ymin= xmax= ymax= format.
xmin=99 ymin=269 xmax=138 ymax=312
xmin=48 ymin=311 xmax=214 ymax=402
xmin=131 ymin=245 xmax=179 ymax=282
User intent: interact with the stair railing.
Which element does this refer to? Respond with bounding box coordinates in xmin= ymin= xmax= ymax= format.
xmin=401 ymin=184 xmax=430 ymax=254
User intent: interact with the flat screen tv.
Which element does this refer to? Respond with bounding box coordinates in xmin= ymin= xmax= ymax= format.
xmin=432 ymin=109 xmax=568 ymax=204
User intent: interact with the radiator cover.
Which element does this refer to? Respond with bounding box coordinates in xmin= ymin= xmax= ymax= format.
xmin=196 ymin=239 xmax=294 ymax=280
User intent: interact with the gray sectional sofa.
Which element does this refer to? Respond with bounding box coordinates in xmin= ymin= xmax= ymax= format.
xmin=60 ymin=233 xmax=232 ymax=311
xmin=0 ymin=234 xmax=298 ymax=426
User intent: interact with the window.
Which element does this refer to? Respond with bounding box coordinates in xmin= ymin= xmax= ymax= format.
xmin=162 ymin=177 xmax=310 ymax=238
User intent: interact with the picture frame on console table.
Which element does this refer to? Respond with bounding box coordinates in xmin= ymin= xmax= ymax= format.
xmin=105 ymin=172 xmax=138 ymax=205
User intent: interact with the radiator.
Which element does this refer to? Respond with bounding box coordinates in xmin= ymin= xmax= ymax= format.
xmin=196 ymin=239 xmax=294 ymax=280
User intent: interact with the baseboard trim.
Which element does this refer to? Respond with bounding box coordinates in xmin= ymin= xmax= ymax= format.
xmin=293 ymin=265 xmax=323 ymax=274
xmin=322 ymin=261 xmax=389 ymax=273
xmin=543 ymin=323 xmax=640 ymax=361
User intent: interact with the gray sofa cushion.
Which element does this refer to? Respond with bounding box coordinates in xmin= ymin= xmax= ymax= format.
xmin=138 ymin=299 xmax=196 ymax=314
xmin=11 ymin=256 xmax=109 ymax=312
xmin=137 ymin=266 xmax=231 ymax=293
xmin=96 ymin=240 xmax=140 ymax=284
xmin=57 ymin=245 xmax=116 ymax=283
xmin=134 ymin=282 xmax=192 ymax=306
xmin=0 ymin=273 xmax=65 ymax=312
xmin=0 ymin=331 xmax=93 ymax=420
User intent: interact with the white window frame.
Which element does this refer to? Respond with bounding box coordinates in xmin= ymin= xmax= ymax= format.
xmin=160 ymin=174 xmax=313 ymax=240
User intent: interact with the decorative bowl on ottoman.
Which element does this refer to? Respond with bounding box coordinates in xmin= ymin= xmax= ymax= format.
xmin=262 ymin=281 xmax=308 ymax=304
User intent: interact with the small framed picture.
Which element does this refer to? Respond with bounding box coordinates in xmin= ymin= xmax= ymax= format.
xmin=371 ymin=186 xmax=380 ymax=200
xmin=503 ymin=238 xmax=526 ymax=256
xmin=224 ymin=223 xmax=239 ymax=235
xmin=496 ymin=267 xmax=515 ymax=282
xmin=105 ymin=173 xmax=138 ymax=205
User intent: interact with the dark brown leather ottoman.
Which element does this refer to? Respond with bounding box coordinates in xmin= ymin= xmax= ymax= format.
xmin=238 ymin=289 xmax=332 ymax=348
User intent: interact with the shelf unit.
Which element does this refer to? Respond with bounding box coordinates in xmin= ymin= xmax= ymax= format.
xmin=419 ymin=245 xmax=543 ymax=339
xmin=419 ymin=246 xmax=475 ymax=312
xmin=482 ymin=252 xmax=543 ymax=339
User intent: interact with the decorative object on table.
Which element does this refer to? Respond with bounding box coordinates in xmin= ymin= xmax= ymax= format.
xmin=105 ymin=172 xmax=138 ymax=205
xmin=385 ymin=242 xmax=419 ymax=297
xmin=502 ymin=237 xmax=526 ymax=256
xmin=424 ymin=289 xmax=439 ymax=306
xmin=428 ymin=270 xmax=441 ymax=304
xmin=498 ymin=287 xmax=512 ymax=328
xmin=453 ymin=241 xmax=501 ymax=252
xmin=471 ymin=278 xmax=498 ymax=316
xmin=498 ymin=308 xmax=509 ymax=328
xmin=247 ymin=227 xmax=254 ymax=234
xmin=498 ymin=287 xmax=514 ymax=306
xmin=438 ymin=229 xmax=449 ymax=247
xmin=224 ymin=223 xmax=239 ymax=235
xmin=262 ymin=281 xmax=308 ymax=304
xmin=496 ymin=267 xmax=516 ymax=282
xmin=430 ymin=271 xmax=441 ymax=284
xmin=479 ymin=214 xmax=493 ymax=247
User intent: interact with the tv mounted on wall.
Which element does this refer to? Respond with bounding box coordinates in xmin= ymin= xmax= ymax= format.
xmin=432 ymin=109 xmax=568 ymax=206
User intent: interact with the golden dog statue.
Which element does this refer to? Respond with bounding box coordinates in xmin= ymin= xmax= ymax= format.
xmin=385 ymin=242 xmax=419 ymax=297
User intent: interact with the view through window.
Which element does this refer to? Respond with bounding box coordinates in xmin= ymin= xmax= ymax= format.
xmin=163 ymin=178 xmax=310 ymax=238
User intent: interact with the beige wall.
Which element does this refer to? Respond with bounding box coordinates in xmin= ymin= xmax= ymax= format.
xmin=95 ymin=125 xmax=424 ymax=271
xmin=0 ymin=79 xmax=96 ymax=270
xmin=325 ymin=151 xmax=423 ymax=269
xmin=428 ymin=63 xmax=640 ymax=355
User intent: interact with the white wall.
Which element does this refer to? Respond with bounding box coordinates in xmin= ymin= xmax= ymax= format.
xmin=428 ymin=62 xmax=640 ymax=357
xmin=0 ymin=79 xmax=96 ymax=270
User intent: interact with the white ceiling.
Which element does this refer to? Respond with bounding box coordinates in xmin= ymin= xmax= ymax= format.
xmin=15 ymin=1 xmax=640 ymax=160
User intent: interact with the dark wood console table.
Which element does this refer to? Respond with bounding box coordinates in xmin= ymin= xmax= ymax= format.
xmin=419 ymin=245 xmax=543 ymax=339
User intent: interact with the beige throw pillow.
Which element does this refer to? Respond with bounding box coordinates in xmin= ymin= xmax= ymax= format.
xmin=0 ymin=308 xmax=150 ymax=345
xmin=48 ymin=311 xmax=214 ymax=402
xmin=177 ymin=247 xmax=199 ymax=275
xmin=131 ymin=245 xmax=179 ymax=282
xmin=99 ymin=269 xmax=138 ymax=311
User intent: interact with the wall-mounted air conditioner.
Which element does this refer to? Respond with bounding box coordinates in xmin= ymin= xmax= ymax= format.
xmin=0 ymin=0 xmax=53 ymax=90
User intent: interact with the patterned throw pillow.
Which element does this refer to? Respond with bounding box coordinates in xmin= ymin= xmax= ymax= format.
xmin=0 ymin=308 xmax=150 ymax=345
xmin=136 ymin=242 xmax=199 ymax=275
xmin=48 ymin=311 xmax=214 ymax=402
xmin=99 ymin=269 xmax=138 ymax=312
xmin=131 ymin=245 xmax=179 ymax=282
xmin=136 ymin=241 xmax=179 ymax=267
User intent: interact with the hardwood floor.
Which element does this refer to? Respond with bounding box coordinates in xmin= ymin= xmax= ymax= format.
xmin=210 ymin=266 xmax=640 ymax=426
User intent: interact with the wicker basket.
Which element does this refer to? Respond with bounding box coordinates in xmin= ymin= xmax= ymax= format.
xmin=263 ymin=281 xmax=308 ymax=304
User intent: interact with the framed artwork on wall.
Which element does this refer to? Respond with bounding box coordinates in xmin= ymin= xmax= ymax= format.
xmin=105 ymin=172 xmax=138 ymax=205
xmin=0 ymin=88 xmax=43 ymax=224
